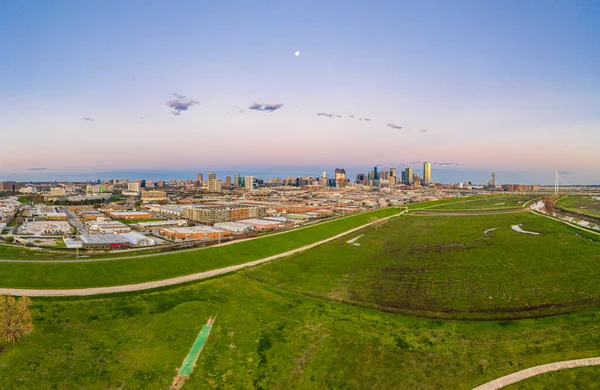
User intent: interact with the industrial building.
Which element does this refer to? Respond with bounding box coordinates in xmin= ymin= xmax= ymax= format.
xmin=159 ymin=225 xmax=231 ymax=240
xmin=106 ymin=211 xmax=153 ymax=220
xmin=235 ymin=218 xmax=284 ymax=231
xmin=79 ymin=234 xmax=130 ymax=249
xmin=213 ymin=221 xmax=254 ymax=234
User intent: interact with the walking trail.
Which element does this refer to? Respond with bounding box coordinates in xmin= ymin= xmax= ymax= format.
xmin=0 ymin=211 xmax=405 ymax=297
xmin=472 ymin=357 xmax=600 ymax=389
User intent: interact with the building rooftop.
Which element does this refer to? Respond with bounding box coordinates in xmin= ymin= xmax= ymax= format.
xmin=79 ymin=234 xmax=128 ymax=244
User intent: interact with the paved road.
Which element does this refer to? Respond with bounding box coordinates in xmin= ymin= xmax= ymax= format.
xmin=473 ymin=357 xmax=600 ymax=389
xmin=0 ymin=211 xmax=405 ymax=296
xmin=61 ymin=207 xmax=88 ymax=235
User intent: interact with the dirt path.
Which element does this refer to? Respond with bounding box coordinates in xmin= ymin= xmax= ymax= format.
xmin=472 ymin=357 xmax=600 ymax=389
xmin=0 ymin=212 xmax=405 ymax=297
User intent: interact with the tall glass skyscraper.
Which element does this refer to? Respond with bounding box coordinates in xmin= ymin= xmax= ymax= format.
xmin=423 ymin=162 xmax=432 ymax=185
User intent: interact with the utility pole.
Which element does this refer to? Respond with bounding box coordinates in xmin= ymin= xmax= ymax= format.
xmin=554 ymin=170 xmax=559 ymax=195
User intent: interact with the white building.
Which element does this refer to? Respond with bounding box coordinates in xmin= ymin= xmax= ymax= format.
xmin=214 ymin=221 xmax=254 ymax=233
xmin=19 ymin=186 xmax=37 ymax=194
xmin=119 ymin=232 xmax=156 ymax=247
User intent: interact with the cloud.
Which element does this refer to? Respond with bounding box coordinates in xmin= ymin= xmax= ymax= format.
xmin=27 ymin=167 xmax=47 ymax=171
xmin=317 ymin=112 xmax=342 ymax=118
xmin=362 ymin=118 xmax=372 ymax=121
xmin=387 ymin=124 xmax=403 ymax=130
xmin=419 ymin=129 xmax=428 ymax=132
xmin=166 ymin=94 xmax=199 ymax=115
xmin=82 ymin=117 xmax=94 ymax=122
xmin=558 ymin=170 xmax=572 ymax=175
xmin=248 ymin=103 xmax=284 ymax=112
xmin=438 ymin=162 xmax=454 ymax=166
xmin=349 ymin=115 xmax=355 ymax=118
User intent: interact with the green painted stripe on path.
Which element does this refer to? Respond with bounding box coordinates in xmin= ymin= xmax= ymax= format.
xmin=178 ymin=325 xmax=212 ymax=376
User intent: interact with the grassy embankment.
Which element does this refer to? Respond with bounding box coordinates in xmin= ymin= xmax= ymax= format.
xmin=556 ymin=195 xmax=600 ymax=219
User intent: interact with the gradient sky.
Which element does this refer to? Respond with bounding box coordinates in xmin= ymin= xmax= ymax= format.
xmin=1 ymin=0 xmax=599 ymax=184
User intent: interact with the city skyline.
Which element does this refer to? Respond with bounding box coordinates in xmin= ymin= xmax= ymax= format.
xmin=1 ymin=1 xmax=599 ymax=183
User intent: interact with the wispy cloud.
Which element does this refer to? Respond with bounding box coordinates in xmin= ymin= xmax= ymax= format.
xmin=248 ymin=103 xmax=284 ymax=112
xmin=362 ymin=118 xmax=372 ymax=122
xmin=27 ymin=167 xmax=47 ymax=171
xmin=82 ymin=117 xmax=94 ymax=122
xmin=317 ymin=112 xmax=342 ymax=118
xmin=419 ymin=129 xmax=428 ymax=132
xmin=387 ymin=124 xmax=403 ymax=130
xmin=438 ymin=162 xmax=454 ymax=166
xmin=166 ymin=94 xmax=199 ymax=115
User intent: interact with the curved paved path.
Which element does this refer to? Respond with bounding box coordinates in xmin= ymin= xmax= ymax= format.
xmin=473 ymin=357 xmax=600 ymax=389
xmin=0 ymin=211 xmax=405 ymax=297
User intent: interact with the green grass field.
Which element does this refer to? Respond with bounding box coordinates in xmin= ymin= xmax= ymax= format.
xmin=244 ymin=212 xmax=600 ymax=319
xmin=424 ymin=195 xmax=535 ymax=211
xmin=557 ymin=196 xmax=600 ymax=218
xmin=2 ymin=276 xmax=600 ymax=389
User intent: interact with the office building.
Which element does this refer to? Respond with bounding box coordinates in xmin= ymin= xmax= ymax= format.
xmin=128 ymin=182 xmax=140 ymax=192
xmin=208 ymin=172 xmax=217 ymax=181
xmin=245 ymin=176 xmax=254 ymax=190
xmin=197 ymin=173 xmax=203 ymax=184
xmin=405 ymin=167 xmax=413 ymax=185
xmin=234 ymin=173 xmax=240 ymax=187
xmin=423 ymin=161 xmax=432 ymax=185
xmin=49 ymin=187 xmax=66 ymax=197
xmin=225 ymin=176 xmax=232 ymax=186
xmin=208 ymin=178 xmax=222 ymax=192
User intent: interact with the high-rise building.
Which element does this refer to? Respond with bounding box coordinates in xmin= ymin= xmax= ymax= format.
xmin=197 ymin=173 xmax=203 ymax=184
xmin=405 ymin=167 xmax=413 ymax=185
xmin=245 ymin=176 xmax=254 ymax=190
xmin=401 ymin=171 xmax=406 ymax=185
xmin=128 ymin=182 xmax=141 ymax=192
xmin=208 ymin=179 xmax=222 ymax=192
xmin=225 ymin=176 xmax=232 ymax=186
xmin=208 ymin=172 xmax=216 ymax=181
xmin=423 ymin=161 xmax=432 ymax=185
xmin=389 ymin=168 xmax=397 ymax=186
xmin=334 ymin=168 xmax=346 ymax=188
xmin=234 ymin=173 xmax=240 ymax=187
xmin=373 ymin=166 xmax=379 ymax=180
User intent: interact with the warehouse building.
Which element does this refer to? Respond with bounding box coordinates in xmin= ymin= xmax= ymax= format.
xmin=159 ymin=225 xmax=231 ymax=240
xmin=79 ymin=234 xmax=130 ymax=249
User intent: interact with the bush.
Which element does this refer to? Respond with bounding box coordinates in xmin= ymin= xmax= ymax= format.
xmin=0 ymin=295 xmax=34 ymax=344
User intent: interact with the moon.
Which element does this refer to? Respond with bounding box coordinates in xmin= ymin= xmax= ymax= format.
xmin=295 ymin=51 xmax=300 ymax=56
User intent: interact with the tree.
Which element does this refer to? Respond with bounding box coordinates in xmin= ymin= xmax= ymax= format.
xmin=0 ymin=295 xmax=34 ymax=344
xmin=5 ymin=236 xmax=14 ymax=243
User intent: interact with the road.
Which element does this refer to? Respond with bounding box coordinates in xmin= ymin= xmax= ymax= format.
xmin=0 ymin=211 xmax=405 ymax=296
xmin=60 ymin=206 xmax=88 ymax=235
xmin=473 ymin=357 xmax=600 ymax=389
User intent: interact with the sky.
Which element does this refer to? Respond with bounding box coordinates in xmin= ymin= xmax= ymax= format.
xmin=1 ymin=0 xmax=599 ymax=184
